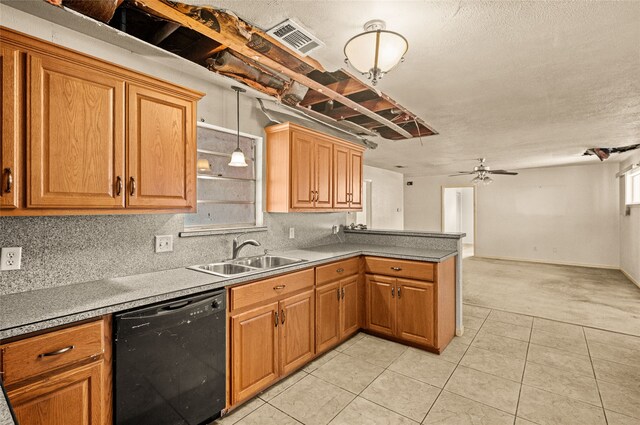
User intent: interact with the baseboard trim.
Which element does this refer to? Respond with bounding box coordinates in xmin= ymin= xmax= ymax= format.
xmin=473 ymin=255 xmax=620 ymax=270
xmin=621 ymin=268 xmax=640 ymax=289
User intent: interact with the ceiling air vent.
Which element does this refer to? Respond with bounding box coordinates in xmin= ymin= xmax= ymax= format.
xmin=267 ymin=19 xmax=324 ymax=56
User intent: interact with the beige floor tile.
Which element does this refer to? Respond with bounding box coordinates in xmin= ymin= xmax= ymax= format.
xmin=471 ymin=332 xmax=529 ymax=359
xmin=478 ymin=321 xmax=531 ymax=342
xmin=523 ymin=362 xmax=601 ymax=406
xmin=533 ymin=317 xmax=585 ymax=339
xmin=598 ymin=380 xmax=640 ymax=419
xmin=312 ymin=352 xmax=384 ymax=394
xmin=529 ymin=327 xmax=588 ymax=356
xmin=303 ymin=350 xmax=339 ymax=373
xmin=460 ymin=346 xmax=525 ymax=382
xmin=259 ymin=370 xmax=308 ymax=401
xmin=388 ymin=347 xmax=457 ymax=388
xmin=216 ymin=398 xmax=265 ymax=424
xmin=455 ymin=327 xmax=478 ymax=346
xmin=515 ymin=418 xmax=538 ymax=425
xmin=584 ymin=328 xmax=640 ymax=367
xmin=606 ymin=410 xmax=640 ymax=425
xmin=329 ymin=397 xmax=418 ymax=424
xmin=436 ymin=338 xmax=470 ymax=363
xmin=517 ymin=385 xmax=606 ymax=425
xmin=360 ymin=370 xmax=440 ymax=422
xmin=488 ymin=310 xmax=534 ymax=328
xmin=444 ymin=366 xmax=521 ymax=414
xmin=463 ymin=304 xmax=491 ymax=319
xmin=235 ymin=404 xmax=301 ymax=425
xmin=423 ymin=391 xmax=514 ymax=425
xmin=342 ymin=335 xmax=408 ymax=368
xmin=333 ymin=332 xmax=366 ymax=353
xmin=527 ymin=343 xmax=594 ymax=377
xmin=270 ymin=374 xmax=355 ymax=425
xmin=592 ymin=358 xmax=640 ymax=388
xmin=464 ymin=315 xmax=486 ymax=329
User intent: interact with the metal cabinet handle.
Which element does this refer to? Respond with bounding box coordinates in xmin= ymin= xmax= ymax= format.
xmin=391 ymin=287 xmax=395 ymax=298
xmin=391 ymin=267 xmax=402 ymax=271
xmin=39 ymin=345 xmax=75 ymax=358
xmin=341 ymin=287 xmax=345 ymax=299
xmin=397 ymin=287 xmax=402 ymax=298
xmin=116 ymin=176 xmax=123 ymax=196
xmin=336 ymin=268 xmax=344 ymax=273
xmin=130 ymin=177 xmax=136 ymax=196
xmin=274 ymin=311 xmax=279 ymax=327
xmin=3 ymin=168 xmax=12 ymax=194
xmin=281 ymin=309 xmax=286 ymax=324
xmin=314 ymin=191 xmax=319 ymax=202
xmin=273 ymin=285 xmax=286 ymax=290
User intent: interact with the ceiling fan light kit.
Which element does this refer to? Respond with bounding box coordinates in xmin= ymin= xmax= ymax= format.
xmin=450 ymin=158 xmax=518 ymax=184
xmin=344 ymin=19 xmax=408 ymax=85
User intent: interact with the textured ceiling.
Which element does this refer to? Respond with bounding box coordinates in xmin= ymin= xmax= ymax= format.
xmin=189 ymin=0 xmax=640 ymax=175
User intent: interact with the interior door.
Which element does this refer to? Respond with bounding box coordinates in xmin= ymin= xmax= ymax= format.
xmin=279 ymin=289 xmax=315 ymax=375
xmin=231 ymin=302 xmax=279 ymax=405
xmin=314 ymin=138 xmax=333 ymax=208
xmin=333 ymin=144 xmax=350 ymax=209
xmin=365 ymin=275 xmax=395 ymax=337
xmin=396 ymin=278 xmax=435 ymax=346
xmin=340 ymin=276 xmax=359 ymax=339
xmin=316 ymin=281 xmax=341 ymax=353
xmin=28 ymin=53 xmax=125 ymax=208
xmin=127 ymin=84 xmax=195 ymax=209
xmin=1 ymin=46 xmax=21 ymax=209
xmin=290 ymin=131 xmax=315 ymax=209
xmin=349 ymin=149 xmax=363 ymax=209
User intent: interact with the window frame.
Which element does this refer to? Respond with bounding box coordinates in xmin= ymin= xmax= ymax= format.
xmin=625 ymin=167 xmax=640 ymax=207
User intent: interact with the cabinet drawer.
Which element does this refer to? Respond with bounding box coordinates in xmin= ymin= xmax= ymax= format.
xmin=364 ymin=257 xmax=434 ymax=281
xmin=1 ymin=319 xmax=105 ymax=385
xmin=316 ymin=257 xmax=360 ymax=285
xmin=230 ymin=268 xmax=314 ymax=311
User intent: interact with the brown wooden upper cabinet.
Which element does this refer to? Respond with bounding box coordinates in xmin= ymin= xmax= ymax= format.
xmin=265 ymin=122 xmax=365 ymax=212
xmin=0 ymin=27 xmax=203 ymax=215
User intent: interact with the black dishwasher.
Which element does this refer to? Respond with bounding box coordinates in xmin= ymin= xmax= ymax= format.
xmin=114 ymin=290 xmax=226 ymax=425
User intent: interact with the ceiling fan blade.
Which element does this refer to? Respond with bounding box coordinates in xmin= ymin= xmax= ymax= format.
xmin=449 ymin=172 xmax=476 ymax=176
xmin=489 ymin=170 xmax=518 ymax=175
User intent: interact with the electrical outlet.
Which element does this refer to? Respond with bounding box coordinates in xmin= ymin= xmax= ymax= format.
xmin=289 ymin=227 xmax=295 ymax=239
xmin=155 ymin=235 xmax=173 ymax=253
xmin=1 ymin=247 xmax=22 ymax=271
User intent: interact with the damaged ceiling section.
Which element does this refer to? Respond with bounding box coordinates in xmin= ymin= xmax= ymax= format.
xmin=45 ymin=0 xmax=438 ymax=141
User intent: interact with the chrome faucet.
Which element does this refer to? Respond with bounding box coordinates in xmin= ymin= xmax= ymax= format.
xmin=232 ymin=234 xmax=261 ymax=259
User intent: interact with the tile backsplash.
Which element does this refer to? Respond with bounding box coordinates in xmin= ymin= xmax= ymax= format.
xmin=0 ymin=212 xmax=346 ymax=295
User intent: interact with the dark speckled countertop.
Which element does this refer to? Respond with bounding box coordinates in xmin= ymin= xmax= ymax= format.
xmin=0 ymin=243 xmax=456 ymax=340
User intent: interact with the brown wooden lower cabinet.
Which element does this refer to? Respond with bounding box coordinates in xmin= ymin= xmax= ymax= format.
xmin=365 ymin=275 xmax=396 ymax=337
xmin=315 ymin=275 xmax=360 ymax=354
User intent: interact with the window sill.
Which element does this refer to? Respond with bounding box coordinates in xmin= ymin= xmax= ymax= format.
xmin=179 ymin=226 xmax=268 ymax=238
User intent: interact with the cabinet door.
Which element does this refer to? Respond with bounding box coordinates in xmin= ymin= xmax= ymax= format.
xmin=279 ymin=289 xmax=315 ymax=375
xmin=1 ymin=47 xmax=21 ymax=209
xmin=349 ymin=149 xmax=363 ymax=209
xmin=316 ymin=281 xmax=341 ymax=353
xmin=340 ymin=276 xmax=359 ymax=339
xmin=396 ymin=278 xmax=435 ymax=347
xmin=127 ymin=84 xmax=195 ymax=209
xmin=314 ymin=138 xmax=333 ymax=208
xmin=333 ymin=144 xmax=350 ymax=209
xmin=8 ymin=361 xmax=107 ymax=425
xmin=29 ymin=54 xmax=125 ymax=208
xmin=290 ymin=131 xmax=315 ymax=209
xmin=231 ymin=302 xmax=279 ymax=404
xmin=365 ymin=275 xmax=396 ymax=337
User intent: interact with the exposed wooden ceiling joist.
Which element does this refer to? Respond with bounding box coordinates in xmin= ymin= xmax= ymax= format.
xmin=324 ymin=98 xmax=395 ymax=120
xmin=300 ymin=78 xmax=371 ymax=106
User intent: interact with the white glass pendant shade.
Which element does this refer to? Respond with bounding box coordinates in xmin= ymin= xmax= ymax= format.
xmin=197 ymin=158 xmax=211 ymax=172
xmin=471 ymin=175 xmax=482 ymax=185
xmin=228 ymin=148 xmax=248 ymax=167
xmin=482 ymin=176 xmax=494 ymax=185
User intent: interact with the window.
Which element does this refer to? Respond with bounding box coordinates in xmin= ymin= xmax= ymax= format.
xmin=183 ymin=122 xmax=263 ymax=231
xmin=626 ymin=167 xmax=640 ymax=206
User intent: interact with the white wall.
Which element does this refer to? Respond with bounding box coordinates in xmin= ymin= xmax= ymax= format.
xmin=620 ymin=151 xmax=640 ymax=285
xmin=405 ymin=162 xmax=621 ymax=268
xmin=352 ymin=165 xmax=404 ymax=230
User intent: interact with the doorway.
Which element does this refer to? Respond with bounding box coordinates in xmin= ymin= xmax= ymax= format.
xmin=355 ymin=179 xmax=373 ymax=226
xmin=442 ymin=186 xmax=476 ymax=258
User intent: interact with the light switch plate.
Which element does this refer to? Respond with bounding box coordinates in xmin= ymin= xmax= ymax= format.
xmin=155 ymin=235 xmax=173 ymax=253
xmin=289 ymin=227 xmax=295 ymax=239
xmin=1 ymin=247 xmax=22 ymax=271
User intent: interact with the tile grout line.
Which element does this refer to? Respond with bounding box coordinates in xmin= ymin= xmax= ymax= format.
xmin=582 ymin=326 xmax=609 ymax=425
xmin=513 ymin=319 xmax=533 ymax=424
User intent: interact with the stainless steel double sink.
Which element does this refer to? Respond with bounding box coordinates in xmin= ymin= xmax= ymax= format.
xmin=189 ymin=255 xmax=306 ymax=278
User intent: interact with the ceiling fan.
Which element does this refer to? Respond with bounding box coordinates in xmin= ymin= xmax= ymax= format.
xmin=449 ymin=158 xmax=518 ymax=185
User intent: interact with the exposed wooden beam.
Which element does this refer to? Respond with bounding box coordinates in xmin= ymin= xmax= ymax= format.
xmin=300 ymin=78 xmax=371 ymax=106
xmin=183 ymin=37 xmax=224 ymax=63
xmin=325 ymin=98 xmax=395 ymax=120
xmin=132 ymin=0 xmax=413 ymax=138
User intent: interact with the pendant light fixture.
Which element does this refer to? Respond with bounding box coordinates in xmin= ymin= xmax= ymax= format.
xmin=344 ymin=19 xmax=408 ymax=85
xmin=228 ymin=86 xmax=248 ymax=167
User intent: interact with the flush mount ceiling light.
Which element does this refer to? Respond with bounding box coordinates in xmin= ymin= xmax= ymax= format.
xmin=344 ymin=19 xmax=408 ymax=85
xmin=228 ymin=86 xmax=248 ymax=167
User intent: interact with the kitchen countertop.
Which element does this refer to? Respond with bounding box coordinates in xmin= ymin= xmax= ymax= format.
xmin=343 ymin=228 xmax=466 ymax=239
xmin=0 ymin=243 xmax=456 ymax=340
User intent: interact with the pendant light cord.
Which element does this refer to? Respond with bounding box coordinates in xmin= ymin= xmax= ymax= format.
xmin=236 ymin=87 xmax=240 ymax=149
